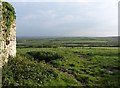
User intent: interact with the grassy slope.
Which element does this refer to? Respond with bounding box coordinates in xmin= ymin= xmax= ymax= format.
xmin=2 ymin=47 xmax=120 ymax=87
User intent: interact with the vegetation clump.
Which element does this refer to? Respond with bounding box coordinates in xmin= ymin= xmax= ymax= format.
xmin=2 ymin=55 xmax=80 ymax=86
xmin=2 ymin=2 xmax=16 ymax=44
xmin=27 ymin=51 xmax=63 ymax=62
xmin=2 ymin=2 xmax=16 ymax=31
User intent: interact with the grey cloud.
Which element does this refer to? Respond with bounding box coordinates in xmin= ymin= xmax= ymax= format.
xmin=9 ymin=1 xmax=118 ymax=37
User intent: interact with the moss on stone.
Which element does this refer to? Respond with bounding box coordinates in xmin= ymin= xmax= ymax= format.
xmin=2 ymin=1 xmax=16 ymax=44
xmin=2 ymin=2 xmax=16 ymax=31
xmin=0 ymin=1 xmax=2 ymax=32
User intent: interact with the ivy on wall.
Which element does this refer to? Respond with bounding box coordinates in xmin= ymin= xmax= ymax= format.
xmin=2 ymin=2 xmax=16 ymax=45
xmin=0 ymin=1 xmax=2 ymax=32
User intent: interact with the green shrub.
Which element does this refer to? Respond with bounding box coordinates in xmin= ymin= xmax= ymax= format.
xmin=2 ymin=54 xmax=80 ymax=86
xmin=26 ymin=51 xmax=63 ymax=62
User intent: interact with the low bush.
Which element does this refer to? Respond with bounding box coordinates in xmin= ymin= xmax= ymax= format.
xmin=2 ymin=54 xmax=79 ymax=86
xmin=26 ymin=51 xmax=63 ymax=62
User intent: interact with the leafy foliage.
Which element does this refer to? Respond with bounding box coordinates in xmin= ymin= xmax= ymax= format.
xmin=2 ymin=2 xmax=16 ymax=44
xmin=2 ymin=55 xmax=79 ymax=86
xmin=2 ymin=2 xmax=16 ymax=30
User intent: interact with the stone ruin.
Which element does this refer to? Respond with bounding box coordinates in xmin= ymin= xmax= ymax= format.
xmin=0 ymin=1 xmax=16 ymax=66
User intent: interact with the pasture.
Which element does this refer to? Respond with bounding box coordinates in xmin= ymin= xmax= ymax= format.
xmin=2 ymin=37 xmax=119 ymax=87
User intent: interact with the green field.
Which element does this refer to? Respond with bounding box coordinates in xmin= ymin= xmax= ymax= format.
xmin=2 ymin=37 xmax=120 ymax=87
xmin=17 ymin=37 xmax=118 ymax=48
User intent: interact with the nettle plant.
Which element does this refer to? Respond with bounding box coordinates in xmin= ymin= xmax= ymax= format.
xmin=2 ymin=2 xmax=16 ymax=45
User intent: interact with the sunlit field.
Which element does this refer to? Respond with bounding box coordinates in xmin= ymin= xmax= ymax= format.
xmin=2 ymin=37 xmax=119 ymax=87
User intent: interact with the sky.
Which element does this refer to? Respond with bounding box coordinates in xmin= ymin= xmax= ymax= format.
xmin=3 ymin=0 xmax=119 ymax=37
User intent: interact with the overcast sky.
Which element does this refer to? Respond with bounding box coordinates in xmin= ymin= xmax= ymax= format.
xmin=3 ymin=0 xmax=119 ymax=37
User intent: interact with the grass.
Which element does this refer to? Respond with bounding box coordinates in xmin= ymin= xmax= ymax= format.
xmin=2 ymin=47 xmax=120 ymax=87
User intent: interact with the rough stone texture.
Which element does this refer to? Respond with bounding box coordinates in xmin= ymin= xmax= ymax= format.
xmin=9 ymin=20 xmax=16 ymax=57
xmin=0 ymin=20 xmax=16 ymax=65
xmin=0 ymin=0 xmax=2 ymax=67
xmin=0 ymin=2 xmax=16 ymax=66
xmin=0 ymin=1 xmax=16 ymax=86
xmin=0 ymin=1 xmax=2 ymax=87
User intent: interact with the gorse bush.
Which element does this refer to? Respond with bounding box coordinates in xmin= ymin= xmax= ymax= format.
xmin=26 ymin=51 xmax=63 ymax=62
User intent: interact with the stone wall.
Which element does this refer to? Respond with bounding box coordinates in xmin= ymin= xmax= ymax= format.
xmin=0 ymin=1 xmax=16 ymax=66
xmin=0 ymin=1 xmax=2 ymax=87
xmin=0 ymin=0 xmax=2 ymax=67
